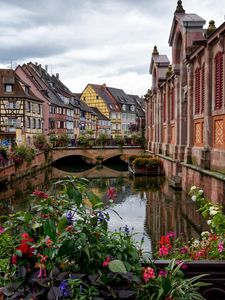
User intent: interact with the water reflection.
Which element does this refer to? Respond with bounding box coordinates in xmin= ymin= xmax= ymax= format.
xmin=0 ymin=165 xmax=208 ymax=254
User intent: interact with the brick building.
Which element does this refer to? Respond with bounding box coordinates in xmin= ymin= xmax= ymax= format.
xmin=146 ymin=0 xmax=225 ymax=200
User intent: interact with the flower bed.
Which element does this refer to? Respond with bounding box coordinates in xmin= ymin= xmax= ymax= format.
xmin=0 ymin=178 xmax=207 ymax=300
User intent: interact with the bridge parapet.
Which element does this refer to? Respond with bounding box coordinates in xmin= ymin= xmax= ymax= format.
xmin=51 ymin=146 xmax=145 ymax=163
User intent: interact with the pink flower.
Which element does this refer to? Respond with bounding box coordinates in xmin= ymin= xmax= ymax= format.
xmin=159 ymin=245 xmax=169 ymax=256
xmin=143 ymin=267 xmax=155 ymax=282
xmin=176 ymin=260 xmax=188 ymax=270
xmin=107 ymin=187 xmax=117 ymax=201
xmin=0 ymin=227 xmax=5 ymax=235
xmin=218 ymin=241 xmax=224 ymax=253
xmin=102 ymin=256 xmax=111 ymax=267
xmin=166 ymin=231 xmax=176 ymax=238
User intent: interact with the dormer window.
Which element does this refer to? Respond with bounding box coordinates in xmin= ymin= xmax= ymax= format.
xmin=5 ymin=84 xmax=13 ymax=93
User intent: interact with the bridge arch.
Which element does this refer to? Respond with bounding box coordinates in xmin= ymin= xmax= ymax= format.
xmin=51 ymin=147 xmax=144 ymax=164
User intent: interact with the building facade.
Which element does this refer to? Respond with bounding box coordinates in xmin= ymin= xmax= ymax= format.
xmin=146 ymin=0 xmax=225 ymax=199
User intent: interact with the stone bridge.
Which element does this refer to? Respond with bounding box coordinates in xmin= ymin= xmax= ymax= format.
xmin=51 ymin=146 xmax=144 ymax=163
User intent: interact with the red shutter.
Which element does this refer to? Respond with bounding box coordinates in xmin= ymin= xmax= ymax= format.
xmin=195 ymin=68 xmax=200 ymax=114
xmin=215 ymin=52 xmax=223 ymax=110
xmin=201 ymin=65 xmax=205 ymax=113
xmin=163 ymin=94 xmax=166 ymax=122
xmin=171 ymin=87 xmax=174 ymax=121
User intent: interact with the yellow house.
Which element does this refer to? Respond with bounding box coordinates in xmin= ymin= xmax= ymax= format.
xmin=80 ymin=84 xmax=121 ymax=137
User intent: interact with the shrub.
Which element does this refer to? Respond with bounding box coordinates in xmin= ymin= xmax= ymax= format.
xmin=0 ymin=177 xmax=207 ymax=299
xmin=133 ymin=157 xmax=162 ymax=169
xmin=11 ymin=145 xmax=35 ymax=165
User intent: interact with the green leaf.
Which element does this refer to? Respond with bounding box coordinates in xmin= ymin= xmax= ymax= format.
xmin=32 ymin=222 xmax=42 ymax=230
xmin=85 ymin=190 xmax=102 ymax=206
xmin=44 ymin=219 xmax=56 ymax=241
xmin=108 ymin=260 xmax=127 ymax=273
xmin=57 ymin=216 xmax=68 ymax=232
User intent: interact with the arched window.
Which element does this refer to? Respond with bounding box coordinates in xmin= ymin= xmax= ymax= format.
xmin=215 ymin=51 xmax=224 ymax=110
xmin=194 ymin=67 xmax=200 ymax=114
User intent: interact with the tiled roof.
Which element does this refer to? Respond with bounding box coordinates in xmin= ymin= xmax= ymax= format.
xmin=0 ymin=68 xmax=42 ymax=102
xmin=107 ymin=87 xmax=135 ymax=105
xmin=91 ymin=107 xmax=110 ymax=120
xmin=89 ymin=84 xmax=120 ymax=112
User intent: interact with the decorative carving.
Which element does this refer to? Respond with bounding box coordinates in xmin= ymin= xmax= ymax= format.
xmin=214 ymin=119 xmax=223 ymax=145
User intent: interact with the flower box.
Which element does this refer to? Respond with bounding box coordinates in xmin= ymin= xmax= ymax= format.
xmin=129 ymin=165 xmax=163 ymax=176
xmin=154 ymin=260 xmax=225 ymax=299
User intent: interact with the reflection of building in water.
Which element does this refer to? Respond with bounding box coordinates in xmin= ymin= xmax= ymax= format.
xmin=145 ymin=180 xmax=208 ymax=250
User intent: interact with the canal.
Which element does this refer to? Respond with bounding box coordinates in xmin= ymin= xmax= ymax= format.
xmin=0 ymin=156 xmax=207 ymax=254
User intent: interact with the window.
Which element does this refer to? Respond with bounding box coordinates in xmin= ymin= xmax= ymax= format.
xmin=27 ymin=117 xmax=30 ymax=128
xmin=33 ymin=118 xmax=36 ymax=129
xmin=201 ymin=64 xmax=205 ymax=113
xmin=8 ymin=118 xmax=17 ymax=127
xmin=194 ymin=67 xmax=201 ymax=114
xmin=163 ymin=93 xmax=166 ymax=122
xmin=96 ymin=95 xmax=99 ymax=100
xmin=5 ymin=84 xmax=12 ymax=93
xmin=26 ymin=101 xmax=31 ymax=112
xmin=171 ymin=87 xmax=175 ymax=121
xmin=9 ymin=101 xmax=17 ymax=109
xmin=215 ymin=52 xmax=224 ymax=110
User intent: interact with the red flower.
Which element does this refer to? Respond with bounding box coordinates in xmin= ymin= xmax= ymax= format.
xmin=11 ymin=255 xmax=17 ymax=265
xmin=46 ymin=237 xmax=53 ymax=247
xmin=102 ymin=256 xmax=111 ymax=267
xmin=33 ymin=190 xmax=49 ymax=199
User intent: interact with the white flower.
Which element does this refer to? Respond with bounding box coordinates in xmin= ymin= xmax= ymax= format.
xmin=207 ymin=220 xmax=212 ymax=225
xmin=198 ymin=189 xmax=204 ymax=195
xmin=209 ymin=210 xmax=218 ymax=216
xmin=190 ymin=186 xmax=197 ymax=191
xmin=193 ymin=239 xmax=200 ymax=246
xmin=201 ymin=231 xmax=210 ymax=237
xmin=191 ymin=195 xmax=197 ymax=202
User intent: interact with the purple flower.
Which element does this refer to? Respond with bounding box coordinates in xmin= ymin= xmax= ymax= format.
xmin=97 ymin=211 xmax=107 ymax=223
xmin=218 ymin=241 xmax=224 ymax=253
xmin=158 ymin=270 xmax=167 ymax=277
xmin=124 ymin=224 xmax=129 ymax=234
xmin=59 ymin=280 xmax=70 ymax=298
xmin=66 ymin=211 xmax=73 ymax=225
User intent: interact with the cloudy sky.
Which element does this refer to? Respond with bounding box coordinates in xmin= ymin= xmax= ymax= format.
xmin=0 ymin=0 xmax=224 ymax=96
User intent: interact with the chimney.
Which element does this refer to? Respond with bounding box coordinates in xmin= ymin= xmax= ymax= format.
xmin=35 ymin=62 xmax=38 ymax=66
xmin=56 ymin=73 xmax=59 ymax=79
xmin=38 ymin=64 xmax=42 ymax=74
xmin=45 ymin=65 xmax=48 ymax=73
xmin=102 ymin=83 xmax=106 ymax=88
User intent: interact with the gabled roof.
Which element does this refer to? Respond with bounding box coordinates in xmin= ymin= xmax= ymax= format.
xmin=0 ymin=68 xmax=42 ymax=102
xmin=107 ymin=87 xmax=135 ymax=105
xmin=87 ymin=84 xmax=120 ymax=112
xmin=91 ymin=107 xmax=110 ymax=121
xmin=26 ymin=62 xmax=73 ymax=109
xmin=149 ymin=55 xmax=170 ymax=75
xmin=169 ymin=13 xmax=205 ymax=46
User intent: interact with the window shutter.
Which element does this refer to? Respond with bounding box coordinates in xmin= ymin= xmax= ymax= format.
xmin=215 ymin=52 xmax=223 ymax=110
xmin=163 ymin=94 xmax=166 ymax=122
xmin=195 ymin=68 xmax=200 ymax=114
xmin=201 ymin=65 xmax=205 ymax=113
xmin=171 ymin=87 xmax=175 ymax=120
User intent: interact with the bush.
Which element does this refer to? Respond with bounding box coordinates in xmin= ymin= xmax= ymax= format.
xmin=133 ymin=157 xmax=162 ymax=169
xmin=11 ymin=145 xmax=35 ymax=165
xmin=34 ymin=134 xmax=52 ymax=152
xmin=0 ymin=178 xmax=208 ymax=299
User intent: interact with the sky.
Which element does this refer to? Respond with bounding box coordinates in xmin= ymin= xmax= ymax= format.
xmin=0 ymin=0 xmax=224 ymax=96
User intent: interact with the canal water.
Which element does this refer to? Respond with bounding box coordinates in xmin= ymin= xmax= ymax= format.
xmin=0 ymin=156 xmax=208 ymax=254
